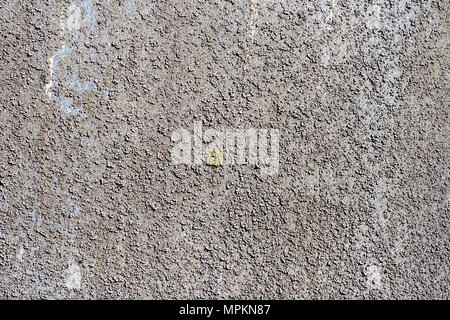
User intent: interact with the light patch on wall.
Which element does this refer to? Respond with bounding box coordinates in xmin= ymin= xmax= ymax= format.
xmin=17 ymin=245 xmax=24 ymax=262
xmin=321 ymin=46 xmax=330 ymax=67
xmin=55 ymin=96 xmax=87 ymax=117
xmin=0 ymin=189 xmax=8 ymax=210
xmin=31 ymin=211 xmax=43 ymax=228
xmin=44 ymin=0 xmax=98 ymax=116
xmin=66 ymin=3 xmax=81 ymax=32
xmin=391 ymin=232 xmax=409 ymax=255
xmin=65 ymin=261 xmax=82 ymax=290
xmin=366 ymin=265 xmax=382 ymax=290
xmin=44 ymin=45 xmax=74 ymax=100
xmin=366 ymin=4 xmax=381 ymax=29
xmin=67 ymin=70 xmax=98 ymax=94
xmin=125 ymin=0 xmax=137 ymax=13
xmin=81 ymin=0 xmax=97 ymax=31
xmin=44 ymin=56 xmax=54 ymax=99
xmin=74 ymin=204 xmax=81 ymax=217
xmin=325 ymin=0 xmax=336 ymax=31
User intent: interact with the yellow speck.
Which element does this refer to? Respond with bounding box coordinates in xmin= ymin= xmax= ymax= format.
xmin=206 ymin=148 xmax=224 ymax=167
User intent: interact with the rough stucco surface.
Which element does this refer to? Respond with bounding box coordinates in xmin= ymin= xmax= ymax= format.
xmin=0 ymin=0 xmax=448 ymax=299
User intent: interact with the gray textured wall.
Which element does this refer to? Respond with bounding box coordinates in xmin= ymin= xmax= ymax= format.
xmin=0 ymin=0 xmax=448 ymax=299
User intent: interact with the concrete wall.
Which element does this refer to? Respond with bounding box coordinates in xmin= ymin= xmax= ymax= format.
xmin=0 ymin=0 xmax=448 ymax=299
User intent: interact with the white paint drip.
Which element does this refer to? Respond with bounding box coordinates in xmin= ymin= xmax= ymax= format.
xmin=44 ymin=0 xmax=97 ymax=116
xmin=44 ymin=56 xmax=54 ymax=99
xmin=244 ymin=0 xmax=258 ymax=69
xmin=44 ymin=45 xmax=74 ymax=100
xmin=250 ymin=0 xmax=258 ymax=41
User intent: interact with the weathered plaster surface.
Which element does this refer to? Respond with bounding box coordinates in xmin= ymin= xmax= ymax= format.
xmin=0 ymin=0 xmax=448 ymax=299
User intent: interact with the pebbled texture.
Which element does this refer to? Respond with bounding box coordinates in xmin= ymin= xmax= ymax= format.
xmin=0 ymin=0 xmax=448 ymax=299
